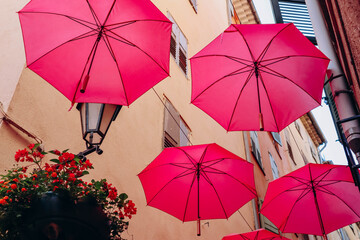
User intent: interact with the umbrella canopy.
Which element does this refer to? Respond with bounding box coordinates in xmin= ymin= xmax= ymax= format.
xmin=260 ymin=163 xmax=360 ymax=239
xmin=190 ymin=23 xmax=330 ymax=132
xmin=222 ymin=229 xmax=291 ymax=240
xmin=138 ymin=143 xmax=256 ymax=235
xmin=18 ymin=0 xmax=172 ymax=106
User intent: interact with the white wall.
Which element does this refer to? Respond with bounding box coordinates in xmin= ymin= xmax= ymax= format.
xmin=0 ymin=0 xmax=28 ymax=111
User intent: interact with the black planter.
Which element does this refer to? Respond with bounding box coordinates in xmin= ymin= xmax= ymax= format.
xmin=24 ymin=191 xmax=110 ymax=240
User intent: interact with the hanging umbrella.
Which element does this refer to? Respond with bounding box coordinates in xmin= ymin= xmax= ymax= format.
xmin=260 ymin=163 xmax=360 ymax=239
xmin=222 ymin=229 xmax=291 ymax=240
xmin=138 ymin=143 xmax=257 ymax=236
xmin=190 ymin=23 xmax=330 ymax=132
xmin=18 ymin=0 xmax=172 ymax=106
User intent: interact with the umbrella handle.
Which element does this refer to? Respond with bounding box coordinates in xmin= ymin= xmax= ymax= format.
xmin=197 ymin=219 xmax=201 ymax=236
xmin=259 ymin=113 xmax=264 ymax=131
xmin=81 ymin=75 xmax=90 ymax=93
xmin=323 ymin=234 xmax=328 ymax=240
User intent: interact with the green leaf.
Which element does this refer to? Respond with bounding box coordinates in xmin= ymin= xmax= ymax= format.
xmin=50 ymin=159 xmax=60 ymax=164
xmin=82 ymin=171 xmax=89 ymax=176
xmin=62 ymin=149 xmax=69 ymax=153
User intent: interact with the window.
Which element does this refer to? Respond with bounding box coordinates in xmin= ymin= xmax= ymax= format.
xmin=271 ymin=0 xmax=317 ymax=44
xmin=250 ymin=131 xmax=262 ymax=169
xmin=163 ymin=99 xmax=190 ymax=148
xmin=294 ymin=120 xmax=302 ymax=137
xmin=189 ymin=0 xmax=197 ymax=12
xmin=269 ymin=153 xmax=279 ymax=179
xmin=227 ymin=0 xmax=240 ymax=24
xmin=271 ymin=132 xmax=282 ymax=146
xmin=168 ymin=14 xmax=188 ymax=75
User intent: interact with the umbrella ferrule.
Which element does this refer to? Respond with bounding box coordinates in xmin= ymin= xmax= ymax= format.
xmin=196 ymin=163 xmax=200 ymax=179
xmin=254 ymin=61 xmax=259 ymax=78
xmin=97 ymin=26 xmax=105 ymax=41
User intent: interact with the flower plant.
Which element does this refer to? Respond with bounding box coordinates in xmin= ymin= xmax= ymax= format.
xmin=0 ymin=144 xmax=136 ymax=240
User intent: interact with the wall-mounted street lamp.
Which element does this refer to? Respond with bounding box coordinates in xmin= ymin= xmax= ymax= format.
xmin=76 ymin=103 xmax=122 ymax=158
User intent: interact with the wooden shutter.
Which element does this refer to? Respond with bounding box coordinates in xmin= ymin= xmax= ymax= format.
xmin=170 ymin=33 xmax=176 ymax=58
xmin=164 ymin=100 xmax=180 ymax=148
xmin=179 ymin=32 xmax=188 ymax=74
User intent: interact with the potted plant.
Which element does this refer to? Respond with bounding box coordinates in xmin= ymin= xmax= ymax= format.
xmin=0 ymin=144 xmax=136 ymax=240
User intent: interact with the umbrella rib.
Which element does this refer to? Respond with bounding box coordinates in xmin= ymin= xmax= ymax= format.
xmin=102 ymin=30 xmax=137 ymax=47
xmin=199 ymin=144 xmax=211 ymax=165
xmin=202 ymin=165 xmax=257 ymax=196
xmin=98 ymin=30 xmax=131 ymax=105
xmin=261 ymin=65 xmax=322 ymax=104
xmin=173 ymin=147 xmax=198 ymax=167
xmin=198 ymin=170 xmax=230 ymax=219
xmin=279 ymin=186 xmax=313 ymax=232
xmin=191 ymin=66 xmax=253 ymax=103
xmin=232 ymin=26 xmax=256 ymax=62
xmin=137 ymin=162 xmax=193 ymax=175
xmin=182 ymin=170 xmax=198 ymax=222
xmin=256 ymin=23 xmax=293 ymax=63
xmin=315 ymin=186 xmax=360 ymax=218
xmin=227 ymin=70 xmax=256 ymax=131
xmin=260 ymin=181 xmax=310 ymax=212
xmin=102 ymin=0 xmax=117 ymax=26
xmin=19 ymin=11 xmax=98 ymax=30
xmin=257 ymin=68 xmax=281 ymax=131
xmin=27 ymin=29 xmax=98 ymax=68
xmin=105 ymin=28 xmax=170 ymax=76
xmin=86 ymin=0 xmax=101 ymax=27
xmin=106 ymin=19 xmax=173 ymax=28
xmin=261 ymin=55 xmax=329 ymax=64
xmin=190 ymin=54 xmax=253 ymax=64
xmin=146 ymin=169 xmax=195 ymax=206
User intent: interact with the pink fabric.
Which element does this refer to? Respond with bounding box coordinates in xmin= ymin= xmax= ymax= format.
xmin=18 ymin=0 xmax=172 ymax=106
xmin=222 ymin=229 xmax=291 ymax=240
xmin=260 ymin=163 xmax=360 ymax=236
xmin=190 ymin=23 xmax=330 ymax=132
xmin=138 ymin=143 xmax=256 ymax=222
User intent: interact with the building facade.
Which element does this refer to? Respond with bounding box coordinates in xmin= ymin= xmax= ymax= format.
xmin=0 ymin=0 xmax=353 ymax=239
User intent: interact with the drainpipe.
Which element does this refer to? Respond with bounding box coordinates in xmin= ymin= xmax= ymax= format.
xmin=243 ymin=132 xmax=260 ymax=229
xmin=305 ymin=0 xmax=360 ymax=159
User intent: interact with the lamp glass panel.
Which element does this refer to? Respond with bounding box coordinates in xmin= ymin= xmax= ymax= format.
xmin=87 ymin=103 xmax=102 ymax=131
xmin=99 ymin=104 xmax=117 ymax=134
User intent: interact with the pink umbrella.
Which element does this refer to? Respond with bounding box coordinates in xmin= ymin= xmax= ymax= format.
xmin=138 ymin=143 xmax=256 ymax=235
xmin=260 ymin=163 xmax=360 ymax=239
xmin=18 ymin=0 xmax=172 ymax=106
xmin=222 ymin=229 xmax=291 ymax=240
xmin=190 ymin=23 xmax=330 ymax=132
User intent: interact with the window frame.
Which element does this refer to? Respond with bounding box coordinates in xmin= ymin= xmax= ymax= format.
xmin=163 ymin=98 xmax=190 ymax=149
xmin=167 ymin=14 xmax=188 ymax=76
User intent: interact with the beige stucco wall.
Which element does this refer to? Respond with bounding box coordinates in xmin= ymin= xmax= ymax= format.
xmin=0 ymin=1 xmax=259 ymax=239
